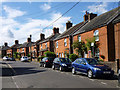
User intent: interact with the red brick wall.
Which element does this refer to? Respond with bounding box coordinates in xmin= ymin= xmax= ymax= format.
xmin=73 ymin=26 xmax=109 ymax=61
xmin=54 ymin=37 xmax=69 ymax=57
xmin=114 ymin=22 xmax=120 ymax=59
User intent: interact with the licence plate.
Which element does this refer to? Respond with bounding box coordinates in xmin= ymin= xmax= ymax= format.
xmin=103 ymin=71 xmax=111 ymax=74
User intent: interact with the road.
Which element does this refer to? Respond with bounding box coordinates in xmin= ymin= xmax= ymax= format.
xmin=1 ymin=60 xmax=119 ymax=88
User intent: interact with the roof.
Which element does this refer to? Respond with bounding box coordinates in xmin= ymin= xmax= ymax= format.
xmin=73 ymin=7 xmax=120 ymax=35
xmin=54 ymin=21 xmax=87 ymax=41
xmin=1 ymin=46 xmax=10 ymax=50
xmin=10 ymin=44 xmax=22 ymax=49
xmin=112 ymin=15 xmax=120 ymax=24
xmin=39 ymin=33 xmax=61 ymax=44
xmin=18 ymin=42 xmax=34 ymax=48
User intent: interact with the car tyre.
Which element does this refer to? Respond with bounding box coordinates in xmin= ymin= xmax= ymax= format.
xmin=52 ymin=65 xmax=55 ymax=70
xmin=88 ymin=70 xmax=93 ymax=78
xmin=43 ymin=63 xmax=46 ymax=68
xmin=59 ymin=66 xmax=63 ymax=71
xmin=39 ymin=63 xmax=42 ymax=67
xmin=72 ymin=67 xmax=76 ymax=74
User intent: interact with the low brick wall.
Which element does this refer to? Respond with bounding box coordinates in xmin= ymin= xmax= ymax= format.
xmin=101 ymin=61 xmax=117 ymax=73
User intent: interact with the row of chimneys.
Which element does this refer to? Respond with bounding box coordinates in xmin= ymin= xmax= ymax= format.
xmin=4 ymin=12 xmax=97 ymax=47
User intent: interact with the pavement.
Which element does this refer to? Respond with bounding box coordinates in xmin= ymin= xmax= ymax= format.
xmin=0 ymin=59 xmax=120 ymax=88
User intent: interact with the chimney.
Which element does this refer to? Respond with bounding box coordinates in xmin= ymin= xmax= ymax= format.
xmin=88 ymin=13 xmax=97 ymax=21
xmin=4 ymin=42 xmax=8 ymax=46
xmin=15 ymin=40 xmax=19 ymax=45
xmin=84 ymin=11 xmax=89 ymax=22
xmin=53 ymin=27 xmax=59 ymax=35
xmin=40 ymin=33 xmax=45 ymax=40
xmin=27 ymin=38 xmax=31 ymax=42
xmin=66 ymin=21 xmax=72 ymax=30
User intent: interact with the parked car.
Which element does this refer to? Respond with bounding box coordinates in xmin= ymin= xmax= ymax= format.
xmin=40 ymin=57 xmax=55 ymax=67
xmin=8 ymin=57 xmax=16 ymax=61
xmin=72 ymin=58 xmax=114 ymax=78
xmin=21 ymin=56 xmax=29 ymax=62
xmin=52 ymin=58 xmax=72 ymax=71
xmin=3 ymin=56 xmax=9 ymax=61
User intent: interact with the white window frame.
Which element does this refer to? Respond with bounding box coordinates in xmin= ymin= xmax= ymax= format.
xmin=59 ymin=53 xmax=61 ymax=57
xmin=45 ymin=43 xmax=47 ymax=48
xmin=78 ymin=35 xmax=81 ymax=42
xmin=41 ymin=44 xmax=42 ymax=49
xmin=94 ymin=30 xmax=99 ymax=41
xmin=56 ymin=41 xmax=58 ymax=48
xmin=22 ymin=48 xmax=24 ymax=52
xmin=62 ymin=53 xmax=64 ymax=57
xmin=64 ymin=39 xmax=67 ymax=46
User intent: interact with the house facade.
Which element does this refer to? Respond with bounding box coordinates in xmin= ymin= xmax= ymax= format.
xmin=38 ymin=27 xmax=60 ymax=56
xmin=73 ymin=7 xmax=120 ymax=61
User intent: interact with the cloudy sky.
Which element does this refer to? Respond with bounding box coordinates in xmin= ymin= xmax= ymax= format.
xmin=0 ymin=1 xmax=119 ymax=46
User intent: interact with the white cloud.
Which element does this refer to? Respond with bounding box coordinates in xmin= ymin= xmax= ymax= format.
xmin=40 ymin=3 xmax=51 ymax=11
xmin=86 ymin=2 xmax=108 ymax=14
xmin=3 ymin=5 xmax=26 ymax=18
xmin=0 ymin=5 xmax=71 ymax=46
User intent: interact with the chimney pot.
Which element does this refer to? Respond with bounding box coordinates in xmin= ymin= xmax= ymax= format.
xmin=4 ymin=42 xmax=8 ymax=46
xmin=53 ymin=27 xmax=59 ymax=35
xmin=66 ymin=21 xmax=72 ymax=30
xmin=27 ymin=38 xmax=31 ymax=42
xmin=40 ymin=33 xmax=45 ymax=40
xmin=15 ymin=40 xmax=19 ymax=45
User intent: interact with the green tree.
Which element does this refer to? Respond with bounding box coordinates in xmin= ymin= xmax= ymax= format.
xmin=72 ymin=40 xmax=87 ymax=58
xmin=85 ymin=37 xmax=100 ymax=57
xmin=69 ymin=54 xmax=78 ymax=62
xmin=44 ymin=51 xmax=56 ymax=58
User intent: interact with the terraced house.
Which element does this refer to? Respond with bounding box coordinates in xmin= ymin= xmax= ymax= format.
xmin=17 ymin=37 xmax=34 ymax=57
xmin=73 ymin=7 xmax=120 ymax=61
xmin=38 ymin=27 xmax=60 ymax=56
xmin=1 ymin=43 xmax=10 ymax=58
xmin=7 ymin=40 xmax=21 ymax=58
xmin=53 ymin=20 xmax=88 ymax=57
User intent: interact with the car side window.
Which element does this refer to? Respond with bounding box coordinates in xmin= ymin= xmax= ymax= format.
xmin=80 ymin=59 xmax=86 ymax=65
xmin=75 ymin=59 xmax=80 ymax=64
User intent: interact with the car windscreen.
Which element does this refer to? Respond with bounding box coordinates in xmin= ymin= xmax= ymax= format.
xmin=60 ymin=58 xmax=71 ymax=63
xmin=23 ymin=57 xmax=27 ymax=58
xmin=86 ymin=58 xmax=101 ymax=65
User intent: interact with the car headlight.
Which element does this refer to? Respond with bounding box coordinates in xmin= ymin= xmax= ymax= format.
xmin=62 ymin=64 xmax=67 ymax=66
xmin=94 ymin=68 xmax=101 ymax=71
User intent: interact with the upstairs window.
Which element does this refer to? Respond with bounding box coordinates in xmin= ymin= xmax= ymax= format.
xmin=22 ymin=48 xmax=24 ymax=52
xmin=41 ymin=44 xmax=42 ymax=49
xmin=78 ymin=35 xmax=81 ymax=42
xmin=94 ymin=30 xmax=99 ymax=41
xmin=45 ymin=43 xmax=47 ymax=48
xmin=56 ymin=41 xmax=58 ymax=48
xmin=64 ymin=39 xmax=67 ymax=46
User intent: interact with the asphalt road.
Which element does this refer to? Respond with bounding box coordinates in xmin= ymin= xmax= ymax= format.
xmin=1 ymin=60 xmax=119 ymax=88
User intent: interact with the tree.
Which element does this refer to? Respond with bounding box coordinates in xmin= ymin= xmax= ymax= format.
xmin=85 ymin=37 xmax=100 ymax=57
xmin=44 ymin=51 xmax=56 ymax=58
xmin=69 ymin=54 xmax=78 ymax=62
xmin=72 ymin=40 xmax=87 ymax=58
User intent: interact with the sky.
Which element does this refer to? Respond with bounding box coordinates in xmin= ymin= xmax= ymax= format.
xmin=0 ymin=1 xmax=119 ymax=46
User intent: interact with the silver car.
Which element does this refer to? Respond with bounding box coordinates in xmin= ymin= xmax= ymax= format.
xmin=21 ymin=56 xmax=29 ymax=62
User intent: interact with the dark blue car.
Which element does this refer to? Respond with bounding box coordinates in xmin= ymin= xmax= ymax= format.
xmin=52 ymin=58 xmax=72 ymax=71
xmin=72 ymin=58 xmax=114 ymax=78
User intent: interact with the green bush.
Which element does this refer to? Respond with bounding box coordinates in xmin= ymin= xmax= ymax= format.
xmin=69 ymin=54 xmax=78 ymax=62
xmin=44 ymin=51 xmax=56 ymax=58
xmin=38 ymin=56 xmax=45 ymax=62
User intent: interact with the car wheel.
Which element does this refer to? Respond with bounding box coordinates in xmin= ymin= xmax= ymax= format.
xmin=52 ymin=65 xmax=55 ymax=70
xmin=43 ymin=63 xmax=46 ymax=68
xmin=59 ymin=66 xmax=63 ymax=71
xmin=72 ymin=67 xmax=76 ymax=74
xmin=87 ymin=70 xmax=93 ymax=78
xmin=39 ymin=63 xmax=42 ymax=67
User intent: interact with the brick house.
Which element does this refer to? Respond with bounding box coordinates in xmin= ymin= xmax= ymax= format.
xmin=38 ymin=27 xmax=60 ymax=56
xmin=17 ymin=37 xmax=34 ymax=57
xmin=7 ymin=40 xmax=21 ymax=58
xmin=54 ymin=21 xmax=87 ymax=57
xmin=73 ymin=7 xmax=120 ymax=61
xmin=1 ymin=43 xmax=10 ymax=58
xmin=29 ymin=34 xmax=45 ymax=58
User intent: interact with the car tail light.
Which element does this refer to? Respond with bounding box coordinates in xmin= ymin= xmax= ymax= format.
xmin=45 ymin=60 xmax=49 ymax=62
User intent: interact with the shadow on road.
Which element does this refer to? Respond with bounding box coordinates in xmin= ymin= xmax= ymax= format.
xmin=1 ymin=67 xmax=46 ymax=77
xmin=75 ymin=73 xmax=118 ymax=80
